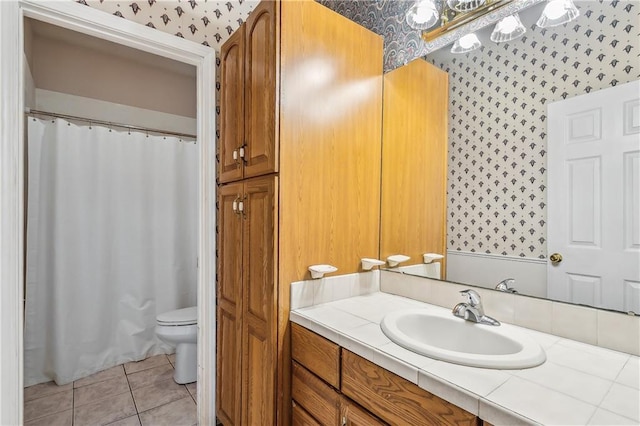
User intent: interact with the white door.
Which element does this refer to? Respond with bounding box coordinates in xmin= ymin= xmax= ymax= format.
xmin=547 ymin=80 xmax=640 ymax=312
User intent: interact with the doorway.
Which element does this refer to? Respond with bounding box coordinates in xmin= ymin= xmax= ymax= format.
xmin=0 ymin=2 xmax=216 ymax=424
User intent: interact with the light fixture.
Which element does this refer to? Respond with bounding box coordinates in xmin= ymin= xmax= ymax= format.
xmin=536 ymin=0 xmax=580 ymax=28
xmin=446 ymin=0 xmax=487 ymax=13
xmin=451 ymin=33 xmax=481 ymax=53
xmin=406 ymin=0 xmax=439 ymax=30
xmin=490 ymin=13 xmax=526 ymax=43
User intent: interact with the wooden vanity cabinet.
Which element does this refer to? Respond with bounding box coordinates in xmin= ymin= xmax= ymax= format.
xmin=291 ymin=323 xmax=480 ymax=426
xmin=291 ymin=324 xmax=386 ymax=426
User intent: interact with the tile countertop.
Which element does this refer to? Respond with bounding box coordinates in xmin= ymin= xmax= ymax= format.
xmin=290 ymin=292 xmax=640 ymax=426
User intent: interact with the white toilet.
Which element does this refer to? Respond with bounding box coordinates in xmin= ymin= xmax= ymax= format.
xmin=155 ymin=306 xmax=197 ymax=384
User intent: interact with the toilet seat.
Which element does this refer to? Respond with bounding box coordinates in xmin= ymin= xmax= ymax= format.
xmin=157 ymin=306 xmax=197 ymax=326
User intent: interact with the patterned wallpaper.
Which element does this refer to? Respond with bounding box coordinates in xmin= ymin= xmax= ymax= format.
xmin=77 ymin=0 xmax=638 ymax=260
xmin=316 ymin=0 xmax=543 ymax=71
xmin=79 ymin=0 xmax=259 ymax=50
xmin=427 ymin=0 xmax=639 ymax=258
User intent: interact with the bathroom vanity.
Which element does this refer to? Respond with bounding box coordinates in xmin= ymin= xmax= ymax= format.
xmin=290 ymin=290 xmax=639 ymax=425
xmin=292 ymin=322 xmax=479 ymax=425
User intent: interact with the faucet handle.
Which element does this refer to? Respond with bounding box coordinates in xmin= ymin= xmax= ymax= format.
xmin=496 ymin=278 xmax=517 ymax=293
xmin=460 ymin=289 xmax=482 ymax=306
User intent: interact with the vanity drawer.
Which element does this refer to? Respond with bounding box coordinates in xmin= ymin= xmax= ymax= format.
xmin=292 ymin=322 xmax=341 ymax=388
xmin=341 ymin=350 xmax=478 ymax=426
xmin=292 ymin=361 xmax=341 ymax=426
xmin=292 ymin=400 xmax=321 ymax=426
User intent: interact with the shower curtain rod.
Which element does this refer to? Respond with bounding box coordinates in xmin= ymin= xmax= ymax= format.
xmin=25 ymin=108 xmax=197 ymax=140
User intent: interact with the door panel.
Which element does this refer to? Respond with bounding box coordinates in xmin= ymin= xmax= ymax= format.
xmin=216 ymin=183 xmax=244 ymax=425
xmin=244 ymin=0 xmax=278 ymax=179
xmin=217 ymin=309 xmax=241 ymax=425
xmin=219 ymin=28 xmax=245 ymax=183
xmin=548 ymin=80 xmax=640 ymax=311
xmin=241 ymin=176 xmax=277 ymax=425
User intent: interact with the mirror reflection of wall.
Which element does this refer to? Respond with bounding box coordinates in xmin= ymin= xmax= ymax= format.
xmin=422 ymin=0 xmax=639 ymax=309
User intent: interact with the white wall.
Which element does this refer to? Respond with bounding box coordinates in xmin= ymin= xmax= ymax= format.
xmin=30 ymin=20 xmax=197 ymax=119
xmin=34 ymin=89 xmax=196 ymax=136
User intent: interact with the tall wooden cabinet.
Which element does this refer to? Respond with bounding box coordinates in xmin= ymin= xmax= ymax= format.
xmin=217 ymin=1 xmax=384 ymax=424
xmin=219 ymin=1 xmax=277 ymax=184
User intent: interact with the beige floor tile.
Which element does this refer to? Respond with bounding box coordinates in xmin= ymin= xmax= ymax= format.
xmin=24 ymin=381 xmax=72 ymax=402
xmin=74 ymin=365 xmax=125 ymax=388
xmin=126 ymin=364 xmax=174 ymax=390
xmin=73 ymin=392 xmax=136 ymax=426
xmin=139 ymin=397 xmax=197 ymax=426
xmin=24 ymin=389 xmax=73 ymax=422
xmin=185 ymin=382 xmax=197 ymax=400
xmin=106 ymin=414 xmax=141 ymax=426
xmin=167 ymin=354 xmax=176 ymax=366
xmin=124 ymin=355 xmax=169 ymax=375
xmin=24 ymin=409 xmax=72 ymax=426
xmin=74 ymin=375 xmax=130 ymax=408
xmin=132 ymin=378 xmax=190 ymax=413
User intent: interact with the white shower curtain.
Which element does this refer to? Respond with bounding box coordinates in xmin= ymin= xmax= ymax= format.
xmin=24 ymin=117 xmax=198 ymax=386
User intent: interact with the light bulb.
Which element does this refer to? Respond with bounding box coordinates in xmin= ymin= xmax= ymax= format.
xmin=406 ymin=0 xmax=439 ymax=30
xmin=536 ymin=0 xmax=580 ymax=28
xmin=451 ymin=33 xmax=481 ymax=53
xmin=491 ymin=14 xmax=526 ymax=43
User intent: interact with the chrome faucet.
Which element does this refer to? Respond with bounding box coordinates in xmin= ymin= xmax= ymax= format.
xmin=495 ymin=278 xmax=518 ymax=293
xmin=452 ymin=289 xmax=500 ymax=326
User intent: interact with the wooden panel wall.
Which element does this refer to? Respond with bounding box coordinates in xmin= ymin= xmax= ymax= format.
xmin=380 ymin=59 xmax=448 ymax=275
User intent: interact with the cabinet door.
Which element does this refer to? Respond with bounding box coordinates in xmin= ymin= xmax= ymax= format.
xmin=340 ymin=397 xmax=386 ymax=426
xmin=243 ymin=0 xmax=278 ymax=179
xmin=216 ymin=183 xmax=244 ymax=425
xmin=241 ymin=176 xmax=278 ymax=425
xmin=219 ymin=27 xmax=245 ymax=183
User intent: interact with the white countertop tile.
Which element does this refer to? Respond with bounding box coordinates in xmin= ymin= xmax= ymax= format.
xmin=599 ymin=383 xmax=640 ymax=422
xmin=514 ymin=361 xmax=614 ymax=405
xmin=478 ymin=398 xmax=538 ymax=426
xmin=425 ymin=360 xmax=511 ymax=397
xmin=372 ymin=349 xmax=419 ymax=383
xmin=376 ymin=341 xmax=437 ymax=370
xmin=417 ymin=370 xmax=480 ymax=415
xmin=485 ymin=376 xmax=597 ymax=425
xmin=588 ymin=408 xmax=639 ymax=425
xmin=519 ymin=327 xmax=562 ymax=349
xmin=289 ymin=291 xmax=640 ymax=425
xmin=297 ymin=304 xmax=369 ymax=331
xmin=329 ymin=294 xmax=418 ymax=323
xmin=342 ymin=322 xmax=391 ymax=347
xmin=545 ymin=342 xmax=630 ymax=381
xmin=338 ymin=333 xmax=376 ymax=360
xmin=616 ymin=357 xmax=640 ymax=390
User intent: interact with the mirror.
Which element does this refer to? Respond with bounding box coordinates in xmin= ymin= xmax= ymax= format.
xmin=383 ymin=0 xmax=640 ymax=314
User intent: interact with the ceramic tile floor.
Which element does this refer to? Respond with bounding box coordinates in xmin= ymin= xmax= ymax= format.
xmin=24 ymin=354 xmax=198 ymax=426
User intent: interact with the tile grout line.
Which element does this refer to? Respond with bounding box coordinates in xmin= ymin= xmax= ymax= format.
xmin=72 ymin=384 xmax=75 ymax=426
xmin=124 ymin=364 xmax=142 ymax=423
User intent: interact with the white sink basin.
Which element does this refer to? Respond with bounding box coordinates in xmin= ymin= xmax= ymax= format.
xmin=380 ymin=309 xmax=546 ymax=369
